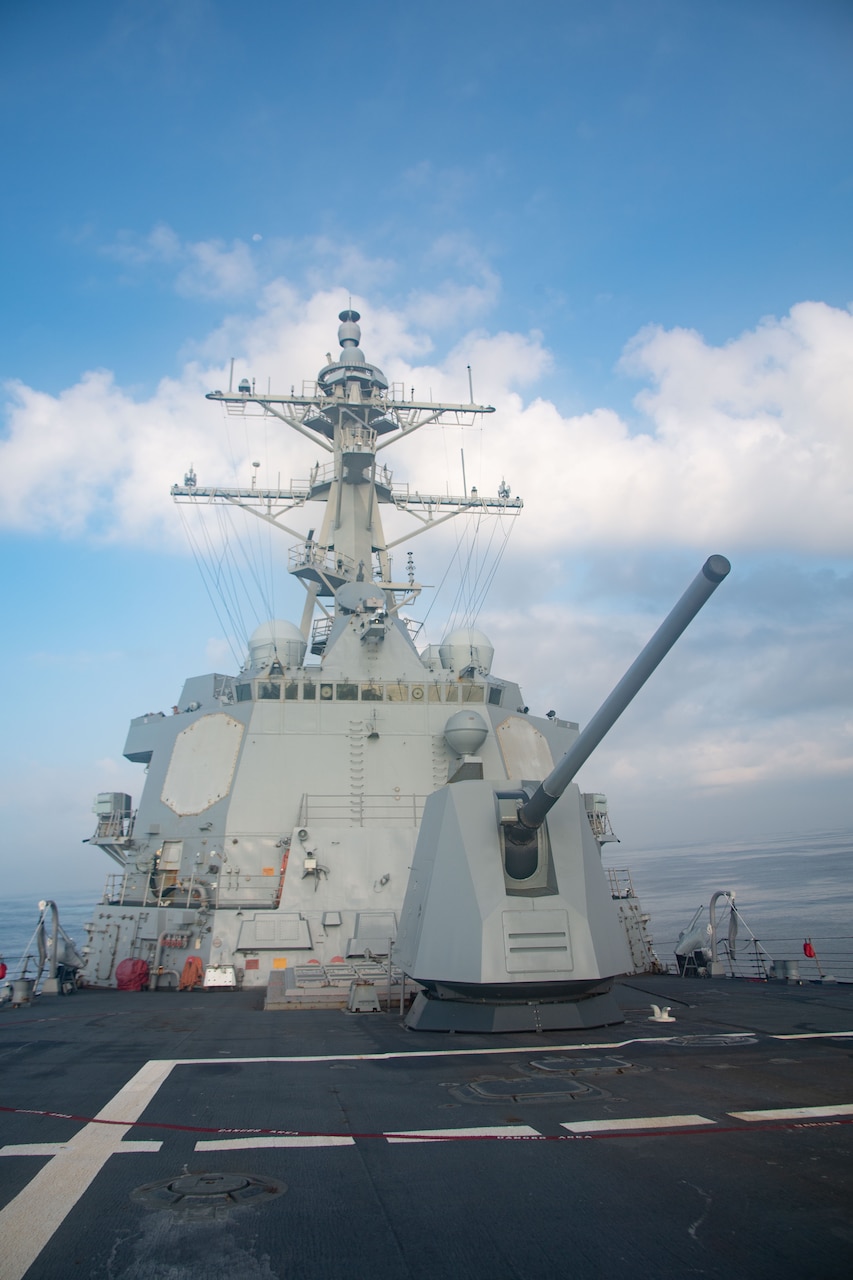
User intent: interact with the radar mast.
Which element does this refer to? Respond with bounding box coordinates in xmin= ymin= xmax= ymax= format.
xmin=172 ymin=310 xmax=522 ymax=640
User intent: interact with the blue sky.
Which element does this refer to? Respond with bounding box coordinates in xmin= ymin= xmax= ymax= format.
xmin=1 ymin=0 xmax=852 ymax=895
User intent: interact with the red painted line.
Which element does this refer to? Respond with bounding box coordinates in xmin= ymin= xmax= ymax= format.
xmin=2 ymin=1104 xmax=852 ymax=1143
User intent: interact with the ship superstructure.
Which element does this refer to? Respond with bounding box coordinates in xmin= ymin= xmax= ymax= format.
xmin=83 ymin=310 xmax=619 ymax=991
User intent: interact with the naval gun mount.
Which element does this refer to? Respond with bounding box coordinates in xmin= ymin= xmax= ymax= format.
xmin=395 ymin=555 xmax=731 ymax=1032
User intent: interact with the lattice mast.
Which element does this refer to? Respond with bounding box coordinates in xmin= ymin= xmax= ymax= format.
xmin=172 ymin=310 xmax=521 ymax=639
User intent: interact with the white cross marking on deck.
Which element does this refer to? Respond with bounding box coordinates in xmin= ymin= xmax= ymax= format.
xmin=0 ymin=1059 xmax=175 ymax=1280
xmin=0 ymin=1141 xmax=162 ymax=1157
xmin=2 ymin=1039 xmax=853 ymax=1280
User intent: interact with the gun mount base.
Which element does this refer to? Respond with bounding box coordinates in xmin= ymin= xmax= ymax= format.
xmin=405 ymin=986 xmax=624 ymax=1033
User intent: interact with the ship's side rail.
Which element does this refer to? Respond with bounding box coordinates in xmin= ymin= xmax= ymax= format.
xmin=101 ymin=872 xmax=279 ymax=910
xmin=303 ymin=793 xmax=427 ymax=826
xmin=712 ymin=932 xmax=853 ymax=983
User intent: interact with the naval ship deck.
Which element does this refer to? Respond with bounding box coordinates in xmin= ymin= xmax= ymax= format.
xmin=1 ymin=975 xmax=851 ymax=1279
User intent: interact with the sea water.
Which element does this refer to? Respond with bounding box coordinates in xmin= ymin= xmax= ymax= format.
xmin=2 ymin=827 xmax=851 ymax=980
xmin=0 ymin=889 xmax=100 ymax=978
xmin=607 ymin=825 xmax=853 ymax=979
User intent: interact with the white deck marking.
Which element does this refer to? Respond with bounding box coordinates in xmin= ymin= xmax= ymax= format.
xmin=4 ymin=1037 xmax=853 ymax=1280
xmin=771 ymin=1031 xmax=853 ymax=1040
xmin=385 ymin=1125 xmax=541 ymax=1143
xmin=562 ymin=1114 xmax=714 ymax=1134
xmin=729 ymin=1103 xmax=853 ymax=1121
xmin=0 ymin=1059 xmax=175 ymax=1280
xmin=0 ymin=1141 xmax=162 ymax=1157
xmin=175 ymin=1038 xmax=684 ymax=1064
xmin=195 ymin=1135 xmax=354 ymax=1150
xmin=172 ymin=1028 xmax=853 ymax=1065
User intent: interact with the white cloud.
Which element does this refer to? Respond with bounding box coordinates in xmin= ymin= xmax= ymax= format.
xmin=1 ymin=279 xmax=851 ymax=870
xmin=103 ymin=224 xmax=259 ymax=298
xmin=3 ymin=290 xmax=852 ymax=561
xmin=175 ymin=238 xmax=259 ymax=298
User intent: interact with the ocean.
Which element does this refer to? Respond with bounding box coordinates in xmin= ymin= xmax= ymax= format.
xmin=2 ymin=826 xmax=851 ymax=981
xmin=606 ymin=825 xmax=853 ymax=980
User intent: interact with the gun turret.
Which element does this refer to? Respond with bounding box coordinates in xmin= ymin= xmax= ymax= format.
xmin=516 ymin=555 xmax=731 ymax=831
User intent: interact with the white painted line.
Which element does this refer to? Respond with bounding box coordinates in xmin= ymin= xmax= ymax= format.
xmin=174 ymin=1038 xmax=686 ymax=1066
xmin=771 ymin=1031 xmax=853 ymax=1040
xmin=729 ymin=1103 xmax=853 ymax=1121
xmin=0 ymin=1140 xmax=162 ymax=1157
xmin=0 ymin=1144 xmax=67 ymax=1158
xmin=0 ymin=1059 xmax=176 ymax=1280
xmin=175 ymin=1027 xmax=853 ymax=1068
xmin=562 ymin=1114 xmax=715 ymax=1134
xmin=385 ymin=1125 xmax=541 ymax=1144
xmin=195 ymin=1135 xmax=354 ymax=1150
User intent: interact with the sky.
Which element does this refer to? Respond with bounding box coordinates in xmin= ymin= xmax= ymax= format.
xmin=1 ymin=0 xmax=852 ymax=897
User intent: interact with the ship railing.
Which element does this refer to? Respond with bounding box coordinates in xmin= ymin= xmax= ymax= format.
xmin=606 ymin=867 xmax=638 ymax=900
xmin=304 ymin=793 xmax=427 ymax=827
xmin=304 ymin=461 xmax=335 ymax=489
xmin=224 ymin=398 xmax=267 ymax=418
xmin=715 ymin=937 xmax=775 ymax=980
xmin=736 ymin=932 xmax=853 ymax=983
xmin=402 ymin=617 xmax=423 ymax=642
xmin=101 ymin=871 xmax=281 ymax=911
xmin=299 ymin=460 xmax=394 ymax=490
xmin=670 ymin=929 xmax=853 ymax=982
xmin=388 ymin=483 xmax=523 ymax=511
xmin=288 ymin=544 xmax=357 ymax=577
xmin=340 ymin=424 xmax=378 ymax=453
xmin=101 ymin=874 xmax=128 ymax=904
xmin=311 ymin=617 xmax=333 ymax=645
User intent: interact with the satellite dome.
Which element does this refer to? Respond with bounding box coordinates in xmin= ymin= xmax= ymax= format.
xmin=438 ymin=627 xmax=494 ymax=675
xmin=444 ymin=710 xmax=489 ymax=756
xmin=246 ymin=620 xmax=306 ymax=671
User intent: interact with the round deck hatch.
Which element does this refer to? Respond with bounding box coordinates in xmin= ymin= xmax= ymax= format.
xmin=132 ymin=1170 xmax=286 ymax=1215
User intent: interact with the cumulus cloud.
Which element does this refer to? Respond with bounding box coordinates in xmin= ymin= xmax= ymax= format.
xmin=0 ymin=366 xmax=221 ymax=541
xmin=2 ymin=289 xmax=852 ymax=561
xmin=1 ymin=277 xmax=851 ymax=862
xmin=376 ymin=299 xmax=853 ymax=559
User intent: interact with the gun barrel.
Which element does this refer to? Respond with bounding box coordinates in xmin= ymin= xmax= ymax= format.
xmin=518 ymin=554 xmax=731 ymax=830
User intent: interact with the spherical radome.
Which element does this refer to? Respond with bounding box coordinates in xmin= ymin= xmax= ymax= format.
xmin=438 ymin=627 xmax=495 ymax=675
xmin=247 ymin=619 xmax=306 ymax=670
xmin=444 ymin=710 xmax=489 ymax=756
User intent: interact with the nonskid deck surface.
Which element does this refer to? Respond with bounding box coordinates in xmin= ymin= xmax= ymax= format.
xmin=1 ymin=978 xmax=851 ymax=1280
